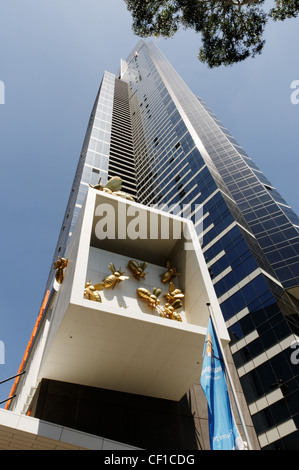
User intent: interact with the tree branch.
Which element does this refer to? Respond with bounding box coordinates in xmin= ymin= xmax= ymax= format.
xmin=230 ymin=0 xmax=260 ymax=5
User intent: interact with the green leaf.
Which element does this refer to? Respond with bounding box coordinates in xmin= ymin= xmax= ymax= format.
xmin=124 ymin=0 xmax=298 ymax=66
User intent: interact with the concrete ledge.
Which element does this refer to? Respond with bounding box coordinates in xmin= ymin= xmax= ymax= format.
xmin=0 ymin=408 xmax=138 ymax=450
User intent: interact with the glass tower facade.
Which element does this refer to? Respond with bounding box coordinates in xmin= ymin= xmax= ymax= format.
xmin=8 ymin=40 xmax=299 ymax=450
xmin=118 ymin=40 xmax=299 ymax=449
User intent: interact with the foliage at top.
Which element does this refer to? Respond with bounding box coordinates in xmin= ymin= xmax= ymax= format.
xmin=124 ymin=0 xmax=299 ymax=67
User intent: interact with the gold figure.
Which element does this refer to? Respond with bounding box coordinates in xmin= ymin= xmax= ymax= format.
xmin=84 ymin=280 xmax=103 ymax=302
xmin=127 ymin=260 xmax=148 ymax=280
xmin=90 ymin=176 xmax=135 ymax=201
xmin=90 ymin=175 xmax=122 ymax=193
xmin=136 ymin=282 xmax=183 ymax=322
xmin=53 ymin=257 xmax=68 ymax=284
xmin=161 ymin=304 xmax=183 ymax=322
xmin=160 ymin=288 xmax=183 ymax=322
xmin=161 ymin=261 xmax=178 ymax=283
xmin=163 ymin=282 xmax=184 ymax=306
xmin=137 ymin=287 xmax=162 ymax=308
xmin=102 ymin=263 xmax=129 ymax=289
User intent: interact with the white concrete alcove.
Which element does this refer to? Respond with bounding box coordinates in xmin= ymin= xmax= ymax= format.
xmin=37 ymin=189 xmax=229 ymax=401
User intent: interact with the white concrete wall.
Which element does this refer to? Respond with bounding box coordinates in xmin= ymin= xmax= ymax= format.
xmin=86 ymin=246 xmax=187 ymax=322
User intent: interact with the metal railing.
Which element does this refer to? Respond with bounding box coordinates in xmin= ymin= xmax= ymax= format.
xmin=0 ymin=371 xmax=26 ymax=406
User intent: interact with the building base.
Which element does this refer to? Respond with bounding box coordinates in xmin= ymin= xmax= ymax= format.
xmin=30 ymin=378 xmax=209 ymax=450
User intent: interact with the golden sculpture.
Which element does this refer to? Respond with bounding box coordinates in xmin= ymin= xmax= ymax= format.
xmin=53 ymin=257 xmax=68 ymax=284
xmin=161 ymin=261 xmax=178 ymax=284
xmin=137 ymin=287 xmax=162 ymax=308
xmin=84 ymin=280 xmax=103 ymax=302
xmin=82 ymin=257 xmax=184 ymax=322
xmin=160 ymin=304 xmax=183 ymax=322
xmin=89 ymin=176 xmax=135 ymax=201
xmin=163 ymin=282 xmax=184 ymax=306
xmin=101 ymin=263 xmax=129 ymax=289
xmin=137 ymin=280 xmax=184 ymax=322
xmin=160 ymin=283 xmax=183 ymax=321
xmin=83 ymin=263 xmax=129 ymax=303
xmin=127 ymin=260 xmax=148 ymax=280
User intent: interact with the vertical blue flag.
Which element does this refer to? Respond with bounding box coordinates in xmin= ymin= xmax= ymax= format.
xmin=201 ymin=318 xmax=245 ymax=450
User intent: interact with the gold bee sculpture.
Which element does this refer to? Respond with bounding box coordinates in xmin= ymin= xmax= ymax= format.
xmin=163 ymin=282 xmax=184 ymax=305
xmin=160 ymin=282 xmax=184 ymax=322
xmin=102 ymin=263 xmax=129 ymax=289
xmin=161 ymin=261 xmax=178 ymax=284
xmin=84 ymin=280 xmax=103 ymax=302
xmin=137 ymin=287 xmax=162 ymax=308
xmin=53 ymin=257 xmax=68 ymax=284
xmin=90 ymin=176 xmax=135 ymax=201
xmin=127 ymin=260 xmax=148 ymax=280
xmin=137 ymin=284 xmax=183 ymax=322
xmin=160 ymin=304 xmax=183 ymax=322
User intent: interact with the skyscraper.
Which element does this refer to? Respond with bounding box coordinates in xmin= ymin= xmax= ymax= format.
xmin=3 ymin=40 xmax=299 ymax=450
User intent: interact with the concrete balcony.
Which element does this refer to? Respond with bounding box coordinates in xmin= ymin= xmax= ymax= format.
xmin=37 ymin=188 xmax=229 ymax=401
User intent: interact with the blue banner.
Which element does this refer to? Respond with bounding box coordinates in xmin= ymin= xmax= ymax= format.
xmin=201 ymin=318 xmax=245 ymax=450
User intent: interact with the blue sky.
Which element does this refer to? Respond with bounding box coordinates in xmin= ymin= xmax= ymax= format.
xmin=0 ymin=0 xmax=298 ymax=406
